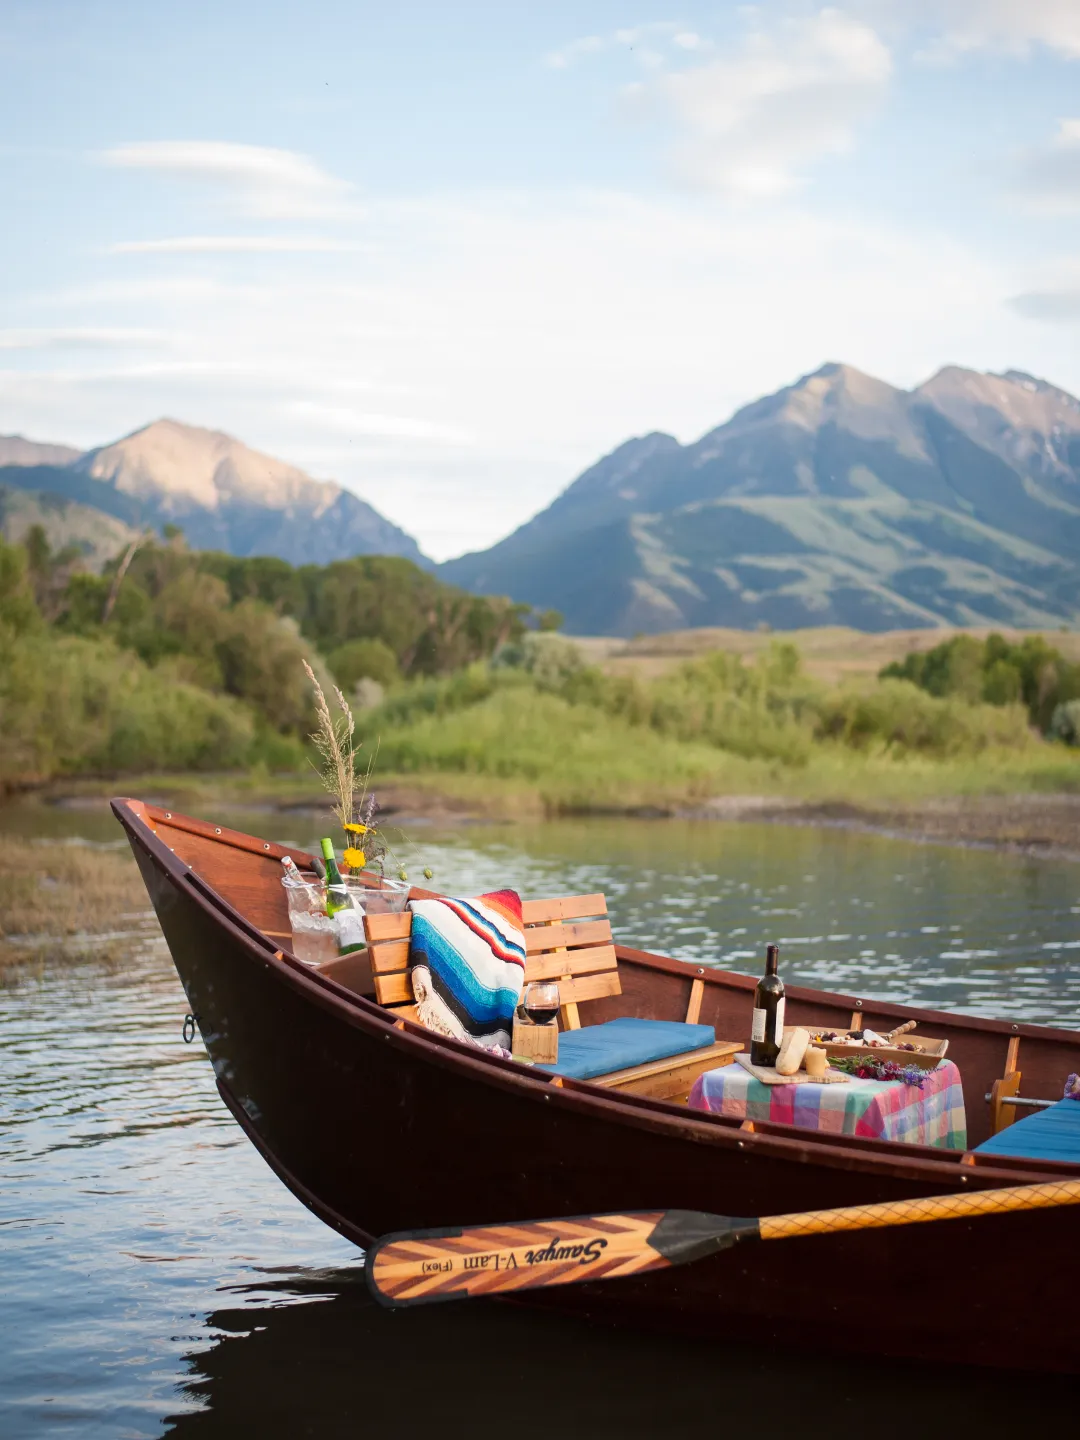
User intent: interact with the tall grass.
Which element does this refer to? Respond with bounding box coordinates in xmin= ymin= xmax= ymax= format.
xmin=356 ymin=637 xmax=1080 ymax=813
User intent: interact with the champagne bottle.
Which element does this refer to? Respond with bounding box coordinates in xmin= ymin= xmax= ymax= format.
xmin=320 ymin=838 xmax=364 ymax=955
xmin=750 ymin=943 xmax=785 ymax=1067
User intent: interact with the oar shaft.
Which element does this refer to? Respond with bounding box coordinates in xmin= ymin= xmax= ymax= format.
xmin=760 ymin=1177 xmax=1080 ymax=1243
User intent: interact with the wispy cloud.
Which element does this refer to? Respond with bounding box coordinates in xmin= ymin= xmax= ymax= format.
xmin=1008 ymin=254 xmax=1080 ymax=322
xmin=108 ymin=236 xmax=363 ymax=255
xmin=286 ymin=400 xmax=473 ymax=446
xmin=0 ymin=327 xmax=168 ymax=351
xmin=1011 ymin=118 xmax=1080 ymax=212
xmin=99 ymin=141 xmax=355 ymax=220
xmin=545 ymin=22 xmax=708 ymax=70
xmin=892 ymin=0 xmax=1080 ymax=63
xmin=1008 ymin=289 xmax=1080 ymax=321
xmin=650 ymin=8 xmax=891 ymax=198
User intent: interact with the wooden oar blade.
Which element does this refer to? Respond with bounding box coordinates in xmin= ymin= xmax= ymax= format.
xmin=366 ymin=1211 xmax=673 ymax=1307
xmin=366 ymin=1208 xmax=762 ymax=1307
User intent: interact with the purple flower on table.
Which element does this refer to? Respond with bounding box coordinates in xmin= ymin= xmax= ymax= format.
xmin=1064 ymin=1073 xmax=1080 ymax=1101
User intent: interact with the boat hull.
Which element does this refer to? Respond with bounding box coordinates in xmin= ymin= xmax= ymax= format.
xmin=117 ymin=800 xmax=1080 ymax=1372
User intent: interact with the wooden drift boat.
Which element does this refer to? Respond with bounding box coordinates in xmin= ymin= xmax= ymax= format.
xmin=113 ymin=798 xmax=1080 ymax=1373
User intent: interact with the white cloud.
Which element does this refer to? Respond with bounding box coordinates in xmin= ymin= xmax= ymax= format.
xmin=108 ymin=235 xmax=363 ymax=254
xmin=1012 ymin=118 xmax=1080 ymax=211
xmin=99 ymin=142 xmax=354 ymax=220
xmin=653 ymin=8 xmax=891 ymax=197
xmin=893 ymin=0 xmax=1080 ymax=61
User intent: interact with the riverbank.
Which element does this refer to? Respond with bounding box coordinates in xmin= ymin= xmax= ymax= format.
xmin=13 ymin=766 xmax=1080 ymax=847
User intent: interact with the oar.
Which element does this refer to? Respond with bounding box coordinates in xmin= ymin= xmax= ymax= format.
xmin=365 ymin=1176 xmax=1080 ymax=1307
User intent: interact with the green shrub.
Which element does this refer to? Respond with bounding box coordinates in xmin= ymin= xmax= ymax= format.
xmin=1050 ymin=700 xmax=1080 ymax=747
xmin=882 ymin=632 xmax=1080 ymax=732
xmin=0 ymin=632 xmax=254 ymax=781
xmin=816 ymin=679 xmax=1033 ymax=757
xmin=493 ymin=631 xmax=587 ymax=687
xmin=0 ymin=536 xmax=41 ymax=636
xmin=327 ymin=637 xmax=401 ymax=692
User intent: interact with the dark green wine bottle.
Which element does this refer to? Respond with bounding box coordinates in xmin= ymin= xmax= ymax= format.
xmin=750 ymin=943 xmax=785 ymax=1067
xmin=320 ymin=837 xmax=347 ymax=916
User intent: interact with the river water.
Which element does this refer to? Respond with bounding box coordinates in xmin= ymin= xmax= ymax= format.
xmin=2 ymin=800 xmax=1079 ymax=1437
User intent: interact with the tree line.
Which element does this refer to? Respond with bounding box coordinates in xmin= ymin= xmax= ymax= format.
xmin=0 ymin=526 xmax=537 ymax=786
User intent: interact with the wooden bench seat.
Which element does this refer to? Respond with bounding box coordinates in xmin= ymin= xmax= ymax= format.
xmin=365 ymin=892 xmax=739 ymax=1101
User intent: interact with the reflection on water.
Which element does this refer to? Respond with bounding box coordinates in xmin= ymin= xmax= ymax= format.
xmin=165 ymin=1266 xmax=1074 ymax=1438
xmin=1 ymin=799 xmax=1078 ymax=1435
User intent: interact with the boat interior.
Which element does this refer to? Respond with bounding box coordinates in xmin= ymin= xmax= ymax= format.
xmin=122 ymin=799 xmax=1080 ymax=1173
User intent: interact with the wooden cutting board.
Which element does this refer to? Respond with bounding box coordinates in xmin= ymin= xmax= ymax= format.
xmin=734 ymin=1053 xmax=850 ymax=1085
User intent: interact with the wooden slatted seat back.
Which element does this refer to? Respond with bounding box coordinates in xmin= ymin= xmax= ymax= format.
xmin=365 ymin=893 xmax=616 ymax=1030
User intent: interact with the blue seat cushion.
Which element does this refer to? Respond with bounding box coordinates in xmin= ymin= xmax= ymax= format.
xmin=974 ymin=1099 xmax=1080 ymax=1165
xmin=539 ymin=1018 xmax=716 ymax=1082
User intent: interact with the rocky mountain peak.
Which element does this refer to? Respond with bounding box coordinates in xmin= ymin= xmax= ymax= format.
xmin=441 ymin=359 xmax=1080 ymax=635
xmin=1 ymin=417 xmax=426 ymax=567
xmin=74 ymin=417 xmax=328 ymax=514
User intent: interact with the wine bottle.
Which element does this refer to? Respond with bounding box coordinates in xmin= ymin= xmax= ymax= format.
xmin=320 ymin=838 xmax=365 ymax=955
xmin=750 ymin=943 xmax=785 ymax=1067
xmin=320 ymin=838 xmax=347 ymax=915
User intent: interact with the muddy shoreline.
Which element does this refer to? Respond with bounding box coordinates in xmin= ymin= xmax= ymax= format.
xmin=677 ymin=793 xmax=1080 ymax=862
xmin=17 ymin=782 xmax=1080 ymax=863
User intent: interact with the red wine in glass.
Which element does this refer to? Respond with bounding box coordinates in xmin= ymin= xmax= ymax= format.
xmin=522 ymin=980 xmax=559 ymax=1027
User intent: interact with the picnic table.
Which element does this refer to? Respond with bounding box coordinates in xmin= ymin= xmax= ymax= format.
xmin=688 ymin=1058 xmax=967 ymax=1149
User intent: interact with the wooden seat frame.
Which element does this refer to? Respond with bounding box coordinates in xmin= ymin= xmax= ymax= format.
xmin=364 ymin=892 xmax=738 ymax=1101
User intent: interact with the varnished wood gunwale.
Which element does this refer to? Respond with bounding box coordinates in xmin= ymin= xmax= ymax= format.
xmin=112 ymin=798 xmax=1080 ymax=1371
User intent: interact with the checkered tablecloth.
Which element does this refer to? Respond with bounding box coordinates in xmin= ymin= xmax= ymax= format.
xmin=688 ymin=1059 xmax=967 ymax=1149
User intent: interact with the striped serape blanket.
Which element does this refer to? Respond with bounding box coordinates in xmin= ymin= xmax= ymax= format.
xmin=408 ymin=890 xmax=526 ymax=1051
xmin=689 ymin=1058 xmax=967 ymax=1150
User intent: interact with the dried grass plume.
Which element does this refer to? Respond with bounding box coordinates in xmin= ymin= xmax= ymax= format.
xmin=304 ymin=658 xmax=366 ymax=831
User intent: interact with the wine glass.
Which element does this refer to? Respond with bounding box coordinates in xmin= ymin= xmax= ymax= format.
xmin=523 ymin=980 xmax=560 ymax=1027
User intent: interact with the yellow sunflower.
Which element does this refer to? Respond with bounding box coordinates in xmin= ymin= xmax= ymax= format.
xmin=343 ymin=848 xmax=366 ymax=869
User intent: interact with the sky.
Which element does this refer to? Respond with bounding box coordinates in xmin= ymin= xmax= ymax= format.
xmin=2 ymin=1 xmax=1080 ymax=561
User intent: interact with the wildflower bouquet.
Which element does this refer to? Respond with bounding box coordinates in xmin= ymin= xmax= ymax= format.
xmin=304 ymin=660 xmax=431 ymax=883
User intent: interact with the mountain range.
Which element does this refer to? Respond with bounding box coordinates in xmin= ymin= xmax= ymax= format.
xmin=440 ymin=364 xmax=1080 ymax=634
xmin=0 ymin=419 xmax=425 ymax=567
xmin=5 ymin=363 xmax=1080 ymax=635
